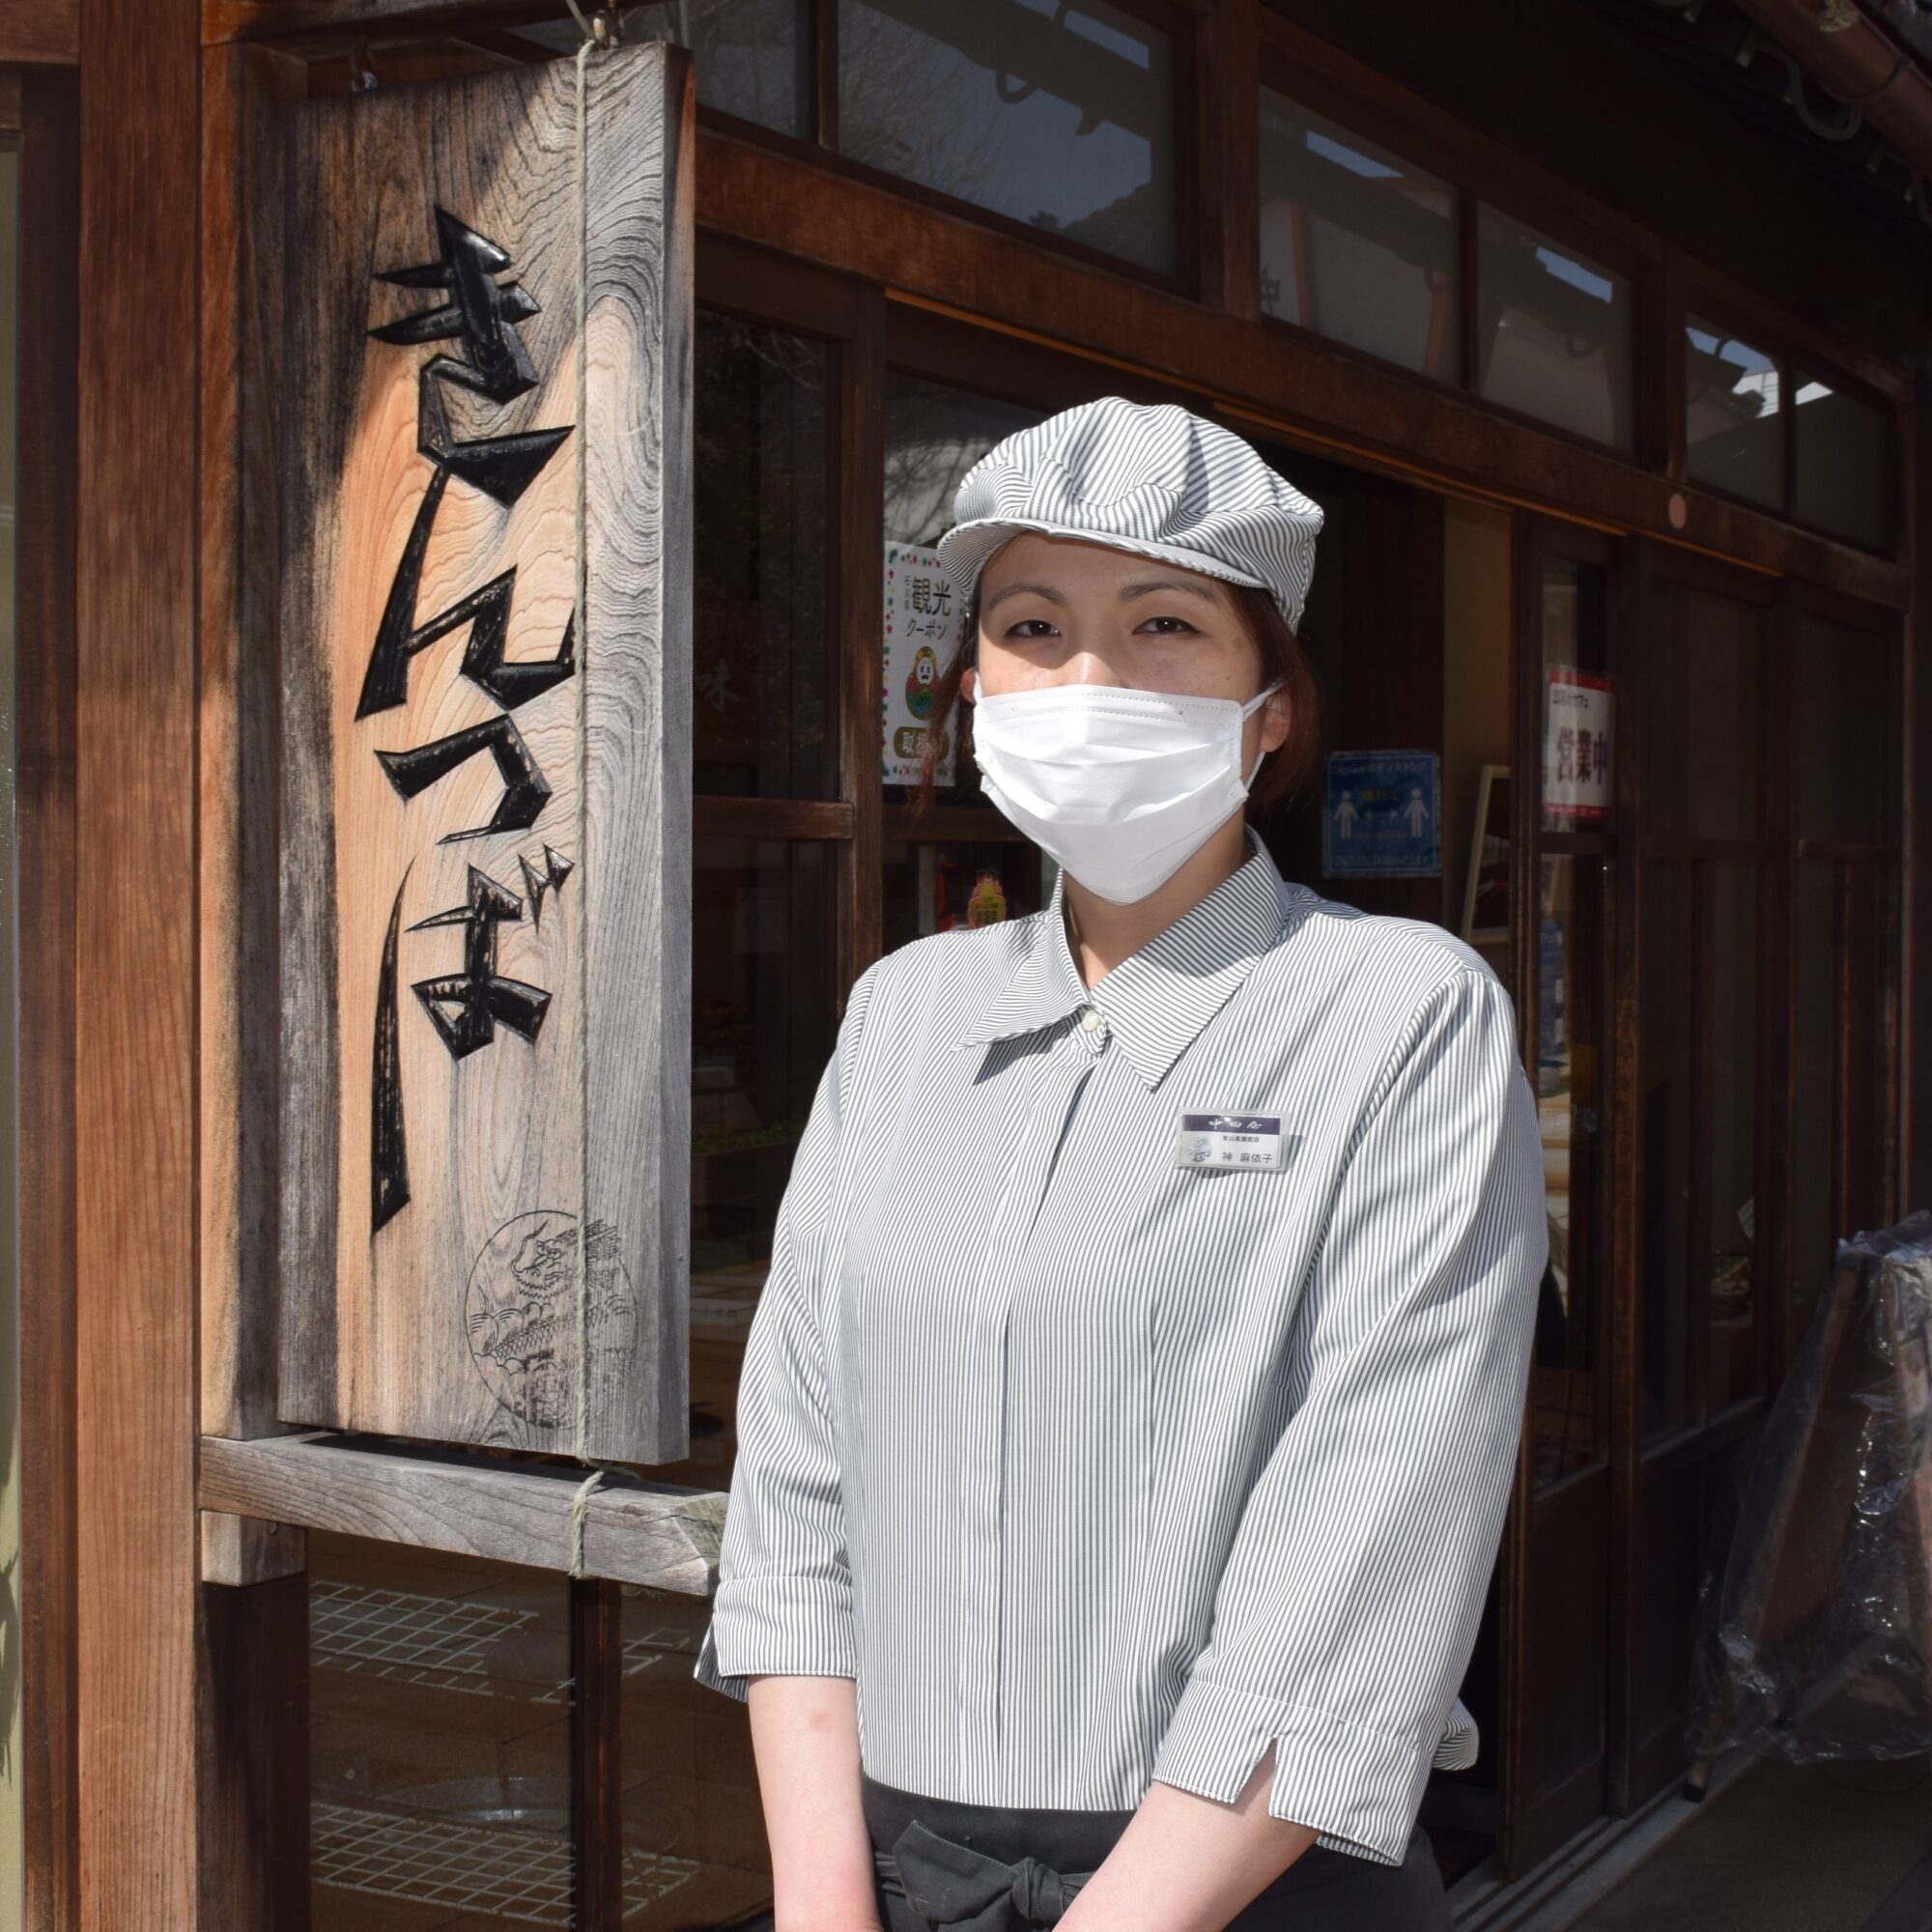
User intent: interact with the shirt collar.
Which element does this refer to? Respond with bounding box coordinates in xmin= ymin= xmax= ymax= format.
xmin=956 ymin=823 xmax=1293 ymax=1090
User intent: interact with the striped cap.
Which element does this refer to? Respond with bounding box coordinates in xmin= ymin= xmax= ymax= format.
xmin=935 ymin=396 xmax=1325 ymax=632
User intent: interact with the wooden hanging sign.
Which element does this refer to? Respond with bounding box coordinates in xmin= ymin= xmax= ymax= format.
xmin=277 ymin=43 xmax=694 ymax=1462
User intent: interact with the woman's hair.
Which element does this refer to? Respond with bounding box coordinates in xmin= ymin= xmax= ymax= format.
xmin=909 ymin=574 xmax=1322 ymax=822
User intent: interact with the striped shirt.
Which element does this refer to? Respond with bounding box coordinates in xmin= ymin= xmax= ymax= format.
xmin=694 ymin=822 xmax=1548 ymax=1867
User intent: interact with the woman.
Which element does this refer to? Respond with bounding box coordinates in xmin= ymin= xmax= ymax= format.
xmin=695 ymin=398 xmax=1548 ymax=1932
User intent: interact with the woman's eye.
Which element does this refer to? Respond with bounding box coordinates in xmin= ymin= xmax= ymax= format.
xmin=1138 ymin=615 xmax=1200 ymax=636
xmin=1007 ymin=619 xmax=1060 ymax=639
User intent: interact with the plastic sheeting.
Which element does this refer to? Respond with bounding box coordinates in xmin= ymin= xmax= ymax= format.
xmin=1690 ymin=1210 xmax=1932 ymax=1766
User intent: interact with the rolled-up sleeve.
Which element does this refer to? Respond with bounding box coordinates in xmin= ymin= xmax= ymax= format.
xmin=1150 ymin=965 xmax=1547 ymax=1864
xmin=693 ymin=964 xmax=880 ymax=1703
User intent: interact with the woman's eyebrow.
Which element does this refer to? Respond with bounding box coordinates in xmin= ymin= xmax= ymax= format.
xmin=1119 ymin=578 xmax=1217 ymax=603
xmin=984 ymin=580 xmax=1068 ymax=610
xmin=982 ymin=577 xmax=1220 ymax=609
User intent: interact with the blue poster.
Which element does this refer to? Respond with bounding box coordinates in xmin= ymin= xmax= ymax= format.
xmin=1321 ymin=750 xmax=1441 ymax=877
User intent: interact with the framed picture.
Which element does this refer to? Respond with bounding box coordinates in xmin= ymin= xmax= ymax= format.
xmin=1462 ymin=764 xmax=1511 ymax=945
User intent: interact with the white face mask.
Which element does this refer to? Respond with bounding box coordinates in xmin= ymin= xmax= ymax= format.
xmin=969 ymin=678 xmax=1283 ymax=905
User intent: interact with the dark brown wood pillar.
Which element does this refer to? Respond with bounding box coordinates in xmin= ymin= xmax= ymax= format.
xmin=17 ymin=60 xmax=81 ymax=1932
xmin=1909 ymin=377 xmax=1932 ymax=1214
xmin=72 ymin=0 xmax=202 ymax=1921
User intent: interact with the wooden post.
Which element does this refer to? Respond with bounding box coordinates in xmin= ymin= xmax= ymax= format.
xmin=1908 ymin=379 xmax=1932 ymax=1212
xmin=73 ymin=0 xmax=202 ymax=1922
xmin=17 ymin=62 xmax=81 ymax=1932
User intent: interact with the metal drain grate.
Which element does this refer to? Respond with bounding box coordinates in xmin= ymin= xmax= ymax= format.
xmin=311 ymin=1582 xmax=694 ymax=1702
xmin=312 ymin=1801 xmax=700 ymax=1925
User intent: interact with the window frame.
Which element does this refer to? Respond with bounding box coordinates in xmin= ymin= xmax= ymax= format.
xmin=1253 ymin=30 xmax=1650 ymax=462
xmin=1682 ymin=307 xmax=1789 ymax=519
xmin=813 ymin=0 xmax=1202 ymax=298
xmin=1251 ymin=74 xmax=1467 ymax=388
xmin=1676 ymin=293 xmax=1898 ymax=554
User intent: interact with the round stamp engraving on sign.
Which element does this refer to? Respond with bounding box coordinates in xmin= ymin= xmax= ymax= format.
xmin=465 ymin=1209 xmax=637 ymax=1431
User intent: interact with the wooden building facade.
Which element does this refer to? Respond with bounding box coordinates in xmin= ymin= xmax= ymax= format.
xmin=3 ymin=0 xmax=1930 ymax=1925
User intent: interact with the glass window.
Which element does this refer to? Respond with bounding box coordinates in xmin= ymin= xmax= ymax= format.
xmin=1532 ymin=852 xmax=1607 ymax=1488
xmin=1538 ymin=553 xmax=1613 ymax=836
xmin=1795 ymin=374 xmax=1892 ymax=551
xmin=1792 ymin=860 xmax=1889 ymax=1330
xmin=883 ymin=838 xmax=1039 ymax=950
xmin=694 ymin=312 xmax=837 ymax=800
xmin=1638 ymin=857 xmax=1692 ymax=1439
xmin=1794 ymin=616 xmax=1896 ymax=847
xmin=1686 ymin=318 xmax=1782 ymax=511
xmin=632 ymin=840 xmax=841 ymax=1921
xmin=885 ymin=374 xmax=1040 ymax=549
xmin=1704 ymin=859 xmax=1761 ymax=1413
xmin=1476 ymin=206 xmax=1633 ymax=449
xmin=690 ymin=837 xmax=838 ymax=1366
xmin=517 ymin=2 xmax=808 ymax=135
xmin=1257 ymin=90 xmax=1459 ymax=382
xmin=883 ymin=375 xmax=1043 ymax=811
xmin=1642 ymin=582 xmax=1761 ymax=842
xmin=1791 ymin=861 xmax=1833 ymax=1337
xmin=1790 ymin=612 xmax=1897 ymax=1338
xmin=1637 ymin=860 xmax=1762 ymax=1429
xmin=308 ymin=1533 xmax=574 ymax=1930
xmin=838 ymin=0 xmax=1179 ymax=274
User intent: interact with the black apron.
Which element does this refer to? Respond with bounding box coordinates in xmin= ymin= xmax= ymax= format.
xmin=862 ymin=1770 xmax=1455 ymax=1931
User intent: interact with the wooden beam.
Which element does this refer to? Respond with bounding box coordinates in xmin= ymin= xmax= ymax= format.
xmin=569 ymin=1578 xmax=624 ymax=1929
xmin=884 ymin=804 xmax=1031 ymax=845
xmin=0 ymin=0 xmax=77 ymax=64
xmin=198 ymin=1513 xmax=307 ymax=1587
xmin=204 ymin=0 xmax=564 ymax=44
xmin=695 ymin=795 xmax=855 ymax=840
xmin=838 ymin=288 xmax=886 ymax=987
xmin=194 ymin=1576 xmax=308 ymax=1926
xmin=696 ymin=128 xmax=1910 ymax=611
xmin=1197 ymin=0 xmax=1261 ymax=321
xmin=17 ymin=65 xmax=81 ymax=1932
xmin=73 ymin=0 xmax=202 ymax=1922
xmin=198 ymin=1432 xmax=727 ymax=1589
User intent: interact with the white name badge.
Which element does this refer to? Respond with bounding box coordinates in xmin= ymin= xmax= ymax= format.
xmin=1176 ymin=1112 xmax=1290 ymax=1172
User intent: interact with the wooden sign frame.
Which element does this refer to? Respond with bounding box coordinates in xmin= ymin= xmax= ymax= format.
xmin=275 ymin=43 xmax=694 ymax=1464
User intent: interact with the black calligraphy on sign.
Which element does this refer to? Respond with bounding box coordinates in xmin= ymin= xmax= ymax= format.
xmin=365 ymin=208 xmax=579 ymax=1236
xmin=409 ymin=865 xmax=554 ymax=1060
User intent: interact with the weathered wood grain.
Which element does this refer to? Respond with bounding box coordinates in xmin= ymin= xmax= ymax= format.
xmin=198 ymin=1432 xmax=725 ymax=1588
xmin=205 ymin=0 xmax=564 ymax=46
xmin=194 ymin=1569 xmax=309 ymax=1929
xmin=17 ymin=65 xmax=81 ymax=1932
xmin=277 ymin=43 xmax=694 ymax=1462
xmin=73 ymin=0 xmax=201 ymax=1922
xmin=196 ymin=52 xmax=318 ymax=1932
xmin=198 ymin=1512 xmax=308 ymax=1586
xmin=0 ymin=0 xmax=76 ymax=64
xmin=202 ymin=43 xmax=307 ymax=1441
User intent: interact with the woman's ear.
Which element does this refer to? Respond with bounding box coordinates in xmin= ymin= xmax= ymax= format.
xmin=960 ymin=663 xmax=978 ymax=704
xmin=1261 ymin=685 xmax=1292 ymax=753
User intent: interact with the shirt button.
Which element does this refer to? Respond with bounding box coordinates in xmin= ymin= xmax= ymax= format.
xmin=1079 ymin=1007 xmax=1101 ymax=1032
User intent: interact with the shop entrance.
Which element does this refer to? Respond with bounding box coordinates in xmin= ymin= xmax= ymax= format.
xmin=1500 ymin=523 xmax=1904 ymax=1874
